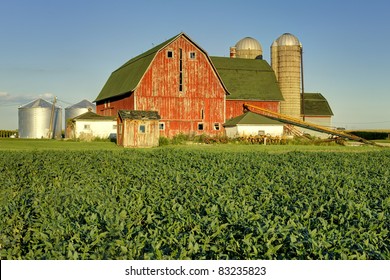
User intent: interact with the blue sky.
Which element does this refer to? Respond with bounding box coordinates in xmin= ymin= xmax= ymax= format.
xmin=1 ymin=0 xmax=389 ymax=130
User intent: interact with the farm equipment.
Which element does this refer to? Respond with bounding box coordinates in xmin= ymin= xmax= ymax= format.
xmin=243 ymin=103 xmax=381 ymax=147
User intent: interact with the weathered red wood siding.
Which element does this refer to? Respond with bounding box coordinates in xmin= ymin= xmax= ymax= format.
xmin=134 ymin=36 xmax=226 ymax=138
xmin=96 ymin=93 xmax=135 ymax=116
xmin=225 ymin=100 xmax=280 ymax=120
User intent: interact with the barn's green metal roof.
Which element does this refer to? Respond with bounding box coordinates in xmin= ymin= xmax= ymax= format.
xmin=303 ymin=93 xmax=333 ymax=116
xmin=224 ymin=111 xmax=282 ymax=127
xmin=95 ymin=34 xmax=181 ymax=102
xmin=210 ymin=57 xmax=283 ymax=101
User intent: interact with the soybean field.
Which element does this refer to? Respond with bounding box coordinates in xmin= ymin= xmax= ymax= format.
xmin=1 ymin=148 xmax=389 ymax=259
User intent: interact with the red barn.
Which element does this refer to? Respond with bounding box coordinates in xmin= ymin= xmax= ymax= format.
xmin=95 ymin=33 xmax=228 ymax=138
xmin=95 ymin=32 xmax=334 ymax=140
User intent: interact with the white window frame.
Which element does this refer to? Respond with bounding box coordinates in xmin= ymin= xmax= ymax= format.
xmin=159 ymin=122 xmax=165 ymax=130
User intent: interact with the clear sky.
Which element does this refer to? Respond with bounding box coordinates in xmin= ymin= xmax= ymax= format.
xmin=1 ymin=0 xmax=389 ymax=130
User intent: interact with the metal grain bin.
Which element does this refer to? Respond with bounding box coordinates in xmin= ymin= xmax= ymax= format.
xmin=18 ymin=98 xmax=62 ymax=139
xmin=64 ymin=99 xmax=95 ymax=138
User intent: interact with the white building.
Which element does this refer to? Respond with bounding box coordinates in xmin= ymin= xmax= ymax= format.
xmin=301 ymin=93 xmax=334 ymax=138
xmin=224 ymin=111 xmax=284 ymax=138
xmin=67 ymin=111 xmax=116 ymax=140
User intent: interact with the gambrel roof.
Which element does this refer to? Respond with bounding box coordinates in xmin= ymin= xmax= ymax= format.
xmin=95 ymin=33 xmax=228 ymax=102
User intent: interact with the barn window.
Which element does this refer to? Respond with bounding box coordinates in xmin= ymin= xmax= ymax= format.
xmin=189 ymin=52 xmax=196 ymax=59
xmin=198 ymin=123 xmax=204 ymax=130
xmin=179 ymin=48 xmax=183 ymax=92
xmin=139 ymin=124 xmax=146 ymax=133
xmin=84 ymin=124 xmax=90 ymax=130
xmin=159 ymin=122 xmax=165 ymax=130
xmin=214 ymin=123 xmax=220 ymax=130
xmin=167 ymin=50 xmax=173 ymax=58
xmin=179 ymin=74 xmax=183 ymax=92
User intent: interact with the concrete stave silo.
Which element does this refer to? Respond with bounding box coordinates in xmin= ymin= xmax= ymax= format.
xmin=18 ymin=98 xmax=62 ymax=139
xmin=64 ymin=99 xmax=96 ymax=138
xmin=271 ymin=33 xmax=302 ymax=119
xmin=233 ymin=37 xmax=263 ymax=59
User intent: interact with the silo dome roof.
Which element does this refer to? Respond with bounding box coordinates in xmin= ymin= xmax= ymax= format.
xmin=235 ymin=37 xmax=262 ymax=51
xmin=66 ymin=99 xmax=95 ymax=109
xmin=20 ymin=98 xmax=54 ymax=108
xmin=273 ymin=33 xmax=301 ymax=46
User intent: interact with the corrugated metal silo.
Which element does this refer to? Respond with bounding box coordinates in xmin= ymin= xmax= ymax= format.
xmin=18 ymin=98 xmax=62 ymax=139
xmin=64 ymin=99 xmax=96 ymax=138
xmin=271 ymin=33 xmax=302 ymax=119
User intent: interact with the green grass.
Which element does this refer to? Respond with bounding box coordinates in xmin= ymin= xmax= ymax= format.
xmin=1 ymin=148 xmax=389 ymax=259
xmin=0 ymin=138 xmax=387 ymax=153
xmin=0 ymin=139 xmax=120 ymax=151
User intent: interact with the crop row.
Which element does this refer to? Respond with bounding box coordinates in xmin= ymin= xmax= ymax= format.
xmin=1 ymin=149 xmax=389 ymax=259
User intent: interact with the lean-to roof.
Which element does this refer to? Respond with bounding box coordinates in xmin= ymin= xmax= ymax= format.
xmin=118 ymin=110 xmax=161 ymax=120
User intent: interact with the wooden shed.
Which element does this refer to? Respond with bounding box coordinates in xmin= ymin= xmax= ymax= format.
xmin=117 ymin=110 xmax=161 ymax=148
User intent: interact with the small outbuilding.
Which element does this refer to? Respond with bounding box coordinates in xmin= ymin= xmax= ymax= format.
xmin=67 ymin=110 xmax=117 ymax=141
xmin=301 ymin=93 xmax=334 ymax=138
xmin=117 ymin=110 xmax=161 ymax=148
xmin=224 ymin=111 xmax=284 ymax=138
xmin=65 ymin=99 xmax=96 ymax=138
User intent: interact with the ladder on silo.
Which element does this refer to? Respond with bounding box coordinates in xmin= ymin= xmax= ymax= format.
xmin=243 ymin=103 xmax=381 ymax=147
xmin=47 ymin=96 xmax=57 ymax=139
